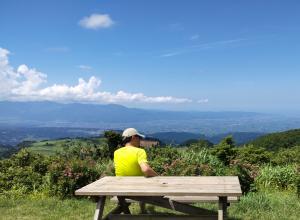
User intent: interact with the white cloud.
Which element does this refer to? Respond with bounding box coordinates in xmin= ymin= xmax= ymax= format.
xmin=78 ymin=65 xmax=92 ymax=70
xmin=197 ymin=99 xmax=209 ymax=104
xmin=0 ymin=47 xmax=192 ymax=104
xmin=0 ymin=48 xmax=20 ymax=99
xmin=79 ymin=13 xmax=114 ymax=30
xmin=13 ymin=64 xmax=47 ymax=96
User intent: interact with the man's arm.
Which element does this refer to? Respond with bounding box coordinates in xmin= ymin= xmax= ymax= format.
xmin=139 ymin=162 xmax=158 ymax=177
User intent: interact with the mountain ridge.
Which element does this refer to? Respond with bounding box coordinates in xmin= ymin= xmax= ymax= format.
xmin=1 ymin=101 xmax=300 ymax=138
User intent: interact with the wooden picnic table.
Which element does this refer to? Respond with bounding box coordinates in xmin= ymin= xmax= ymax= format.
xmin=75 ymin=176 xmax=242 ymax=220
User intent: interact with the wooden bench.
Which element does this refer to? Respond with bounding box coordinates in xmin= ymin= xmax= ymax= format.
xmin=75 ymin=176 xmax=242 ymax=220
xmin=111 ymin=195 xmax=239 ymax=204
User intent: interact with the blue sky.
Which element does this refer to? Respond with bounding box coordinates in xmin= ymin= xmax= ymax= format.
xmin=1 ymin=0 xmax=300 ymax=113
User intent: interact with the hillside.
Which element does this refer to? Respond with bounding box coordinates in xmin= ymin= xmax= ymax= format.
xmin=0 ymin=144 xmax=17 ymax=159
xmin=149 ymin=132 xmax=206 ymax=145
xmin=26 ymin=137 xmax=106 ymax=156
xmin=208 ymin=132 xmax=265 ymax=145
xmin=249 ymin=129 xmax=300 ymax=150
xmin=0 ymin=127 xmax=102 ymax=146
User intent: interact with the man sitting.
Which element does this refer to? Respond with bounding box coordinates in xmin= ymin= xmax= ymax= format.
xmin=114 ymin=128 xmax=158 ymax=177
xmin=114 ymin=128 xmax=158 ymax=213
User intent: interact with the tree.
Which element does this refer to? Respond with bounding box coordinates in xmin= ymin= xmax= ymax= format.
xmin=103 ymin=130 xmax=122 ymax=159
xmin=211 ymin=135 xmax=237 ymax=166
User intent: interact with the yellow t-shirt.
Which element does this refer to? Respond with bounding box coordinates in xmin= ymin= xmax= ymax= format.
xmin=114 ymin=146 xmax=148 ymax=176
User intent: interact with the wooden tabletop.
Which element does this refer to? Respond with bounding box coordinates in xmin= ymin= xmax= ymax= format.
xmin=75 ymin=176 xmax=242 ymax=197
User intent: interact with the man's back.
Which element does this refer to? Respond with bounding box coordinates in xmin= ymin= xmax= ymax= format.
xmin=114 ymin=146 xmax=148 ymax=176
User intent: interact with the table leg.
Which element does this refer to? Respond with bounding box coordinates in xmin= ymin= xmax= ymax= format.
xmin=218 ymin=196 xmax=227 ymax=220
xmin=94 ymin=196 xmax=106 ymax=220
xmin=139 ymin=201 xmax=147 ymax=214
xmin=117 ymin=196 xmax=131 ymax=214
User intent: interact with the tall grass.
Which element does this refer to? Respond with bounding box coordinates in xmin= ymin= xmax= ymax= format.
xmin=255 ymin=165 xmax=298 ymax=191
xmin=230 ymin=191 xmax=300 ymax=220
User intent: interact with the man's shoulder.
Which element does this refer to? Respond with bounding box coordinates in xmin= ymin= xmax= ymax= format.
xmin=114 ymin=146 xmax=146 ymax=154
xmin=114 ymin=147 xmax=125 ymax=156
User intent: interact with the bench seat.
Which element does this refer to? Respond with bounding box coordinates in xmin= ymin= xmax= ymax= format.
xmin=111 ymin=196 xmax=239 ymax=204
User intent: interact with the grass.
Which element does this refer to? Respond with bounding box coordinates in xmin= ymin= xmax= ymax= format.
xmin=230 ymin=191 xmax=300 ymax=220
xmin=1 ymin=191 xmax=299 ymax=220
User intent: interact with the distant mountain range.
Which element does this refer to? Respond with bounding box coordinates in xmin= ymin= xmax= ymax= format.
xmin=0 ymin=126 xmax=264 ymax=146
xmin=0 ymin=101 xmax=264 ymax=124
xmin=148 ymin=132 xmax=207 ymax=145
xmin=0 ymin=101 xmax=300 ymax=144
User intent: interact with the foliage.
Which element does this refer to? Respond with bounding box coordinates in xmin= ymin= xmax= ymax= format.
xmin=26 ymin=138 xmax=107 ymax=157
xmin=46 ymin=157 xmax=102 ymax=198
xmin=103 ymin=130 xmax=122 ymax=159
xmin=147 ymin=146 xmax=227 ymax=176
xmin=236 ymin=145 xmax=271 ymax=165
xmin=227 ymin=162 xmax=256 ymax=193
xmin=182 ymin=139 xmax=213 ymax=148
xmin=270 ymin=146 xmax=300 ymax=165
xmin=255 ymin=165 xmax=298 ymax=191
xmin=185 ymin=139 xmax=214 ymax=151
xmin=0 ymin=149 xmax=49 ymax=194
xmin=146 ymin=146 xmax=181 ymax=174
xmin=250 ymin=129 xmax=300 ymax=151
xmin=211 ymin=135 xmax=237 ymax=165
xmin=59 ymin=141 xmax=109 ymax=161
xmin=1 ymin=132 xmax=299 ymax=199
xmin=181 ymin=148 xmax=227 ymax=176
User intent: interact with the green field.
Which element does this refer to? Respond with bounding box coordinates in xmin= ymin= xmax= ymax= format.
xmin=27 ymin=137 xmax=106 ymax=155
xmin=1 ymin=191 xmax=299 ymax=220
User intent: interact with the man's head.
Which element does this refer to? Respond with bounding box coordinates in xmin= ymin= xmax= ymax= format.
xmin=122 ymin=128 xmax=145 ymax=147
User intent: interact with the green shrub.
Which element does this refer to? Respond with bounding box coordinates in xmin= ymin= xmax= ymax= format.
xmin=255 ymin=165 xmax=298 ymax=191
xmin=163 ymin=158 xmax=201 ymax=176
xmin=271 ymin=146 xmax=300 ymax=165
xmin=181 ymin=148 xmax=227 ymax=176
xmin=95 ymin=159 xmax=115 ymax=177
xmin=211 ymin=136 xmax=237 ymax=166
xmin=59 ymin=142 xmax=110 ymax=161
xmin=147 ymin=147 xmax=227 ymax=176
xmin=236 ymin=145 xmax=271 ymax=165
xmin=46 ymin=157 xmax=102 ymax=198
xmin=227 ymin=163 xmax=255 ymax=194
xmin=0 ymin=149 xmax=49 ymax=194
xmin=147 ymin=146 xmax=181 ymax=175
xmin=104 ymin=130 xmax=122 ymax=159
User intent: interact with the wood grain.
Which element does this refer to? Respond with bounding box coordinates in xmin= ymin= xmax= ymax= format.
xmin=75 ymin=176 xmax=242 ymax=197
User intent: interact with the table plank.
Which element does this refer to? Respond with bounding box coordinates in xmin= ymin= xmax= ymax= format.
xmin=111 ymin=196 xmax=239 ymax=203
xmin=75 ymin=176 xmax=242 ymax=197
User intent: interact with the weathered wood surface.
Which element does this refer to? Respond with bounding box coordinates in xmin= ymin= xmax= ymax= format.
xmin=111 ymin=196 xmax=239 ymax=203
xmin=75 ymin=176 xmax=242 ymax=197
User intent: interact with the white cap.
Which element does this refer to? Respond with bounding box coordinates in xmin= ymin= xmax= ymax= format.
xmin=122 ymin=128 xmax=145 ymax=139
